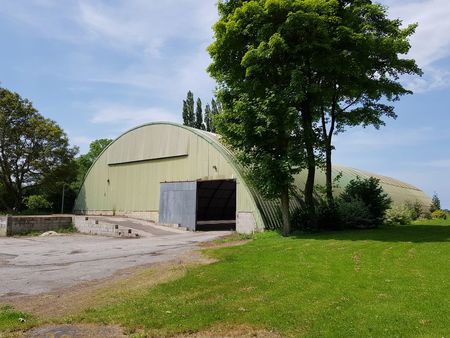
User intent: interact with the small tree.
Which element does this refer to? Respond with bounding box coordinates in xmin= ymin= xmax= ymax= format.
xmin=338 ymin=177 xmax=392 ymax=228
xmin=182 ymin=91 xmax=195 ymax=127
xmin=204 ymin=104 xmax=212 ymax=132
xmin=430 ymin=193 xmax=441 ymax=212
xmin=182 ymin=100 xmax=189 ymax=126
xmin=195 ymin=98 xmax=204 ymax=130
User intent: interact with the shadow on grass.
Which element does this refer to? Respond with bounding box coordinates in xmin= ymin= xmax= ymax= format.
xmin=292 ymin=224 xmax=450 ymax=243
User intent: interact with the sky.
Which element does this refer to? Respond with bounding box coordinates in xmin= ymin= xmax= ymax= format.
xmin=0 ymin=0 xmax=449 ymax=208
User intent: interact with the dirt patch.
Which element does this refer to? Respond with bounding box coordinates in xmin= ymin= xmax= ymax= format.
xmin=2 ymin=251 xmax=215 ymax=319
xmin=25 ymin=324 xmax=126 ymax=338
xmin=175 ymin=324 xmax=281 ymax=338
xmin=199 ymin=234 xmax=252 ymax=249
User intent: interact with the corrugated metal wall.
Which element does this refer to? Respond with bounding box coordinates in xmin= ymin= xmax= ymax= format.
xmin=159 ymin=181 xmax=197 ymax=230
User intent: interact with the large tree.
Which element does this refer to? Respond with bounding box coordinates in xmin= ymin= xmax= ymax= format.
xmin=0 ymin=87 xmax=77 ymax=211
xmin=208 ymin=0 xmax=420 ymax=233
xmin=317 ymin=0 xmax=421 ymax=206
xmin=208 ymin=0 xmax=341 ymax=233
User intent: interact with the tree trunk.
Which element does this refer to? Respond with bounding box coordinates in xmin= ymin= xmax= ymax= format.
xmin=280 ymin=185 xmax=290 ymax=236
xmin=325 ymin=139 xmax=334 ymax=206
xmin=320 ymin=102 xmax=336 ymax=208
xmin=301 ymin=103 xmax=317 ymax=230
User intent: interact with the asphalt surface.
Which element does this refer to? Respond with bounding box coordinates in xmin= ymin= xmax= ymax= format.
xmin=0 ymin=219 xmax=229 ymax=298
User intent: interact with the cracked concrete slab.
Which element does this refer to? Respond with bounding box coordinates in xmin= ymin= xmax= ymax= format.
xmin=0 ymin=224 xmax=229 ymax=298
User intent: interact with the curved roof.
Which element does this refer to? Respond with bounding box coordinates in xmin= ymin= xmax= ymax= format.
xmin=75 ymin=122 xmax=431 ymax=230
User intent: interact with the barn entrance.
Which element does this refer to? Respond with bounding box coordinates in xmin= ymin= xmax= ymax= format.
xmin=159 ymin=179 xmax=236 ymax=231
xmin=196 ymin=179 xmax=236 ymax=231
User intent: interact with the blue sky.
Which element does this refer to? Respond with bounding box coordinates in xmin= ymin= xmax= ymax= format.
xmin=0 ymin=0 xmax=449 ymax=208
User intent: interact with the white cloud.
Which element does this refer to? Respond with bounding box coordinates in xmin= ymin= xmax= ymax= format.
xmin=76 ymin=1 xmax=217 ymax=55
xmin=380 ymin=0 xmax=450 ymax=92
xmin=90 ymin=104 xmax=178 ymax=128
xmin=333 ymin=126 xmax=436 ymax=149
xmin=402 ymin=67 xmax=450 ymax=93
xmin=71 ymin=135 xmax=92 ymax=146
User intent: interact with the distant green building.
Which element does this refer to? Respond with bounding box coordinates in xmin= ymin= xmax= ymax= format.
xmin=74 ymin=122 xmax=431 ymax=233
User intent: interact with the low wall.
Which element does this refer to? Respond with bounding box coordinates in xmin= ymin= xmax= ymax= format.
xmin=72 ymin=216 xmax=117 ymax=237
xmin=0 ymin=215 xmax=73 ymax=236
xmin=0 ymin=216 xmax=7 ymax=236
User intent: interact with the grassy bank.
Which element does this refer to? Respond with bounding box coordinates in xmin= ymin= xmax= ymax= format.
xmin=2 ymin=223 xmax=449 ymax=337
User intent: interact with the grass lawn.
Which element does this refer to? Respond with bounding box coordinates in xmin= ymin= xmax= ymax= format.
xmin=2 ymin=222 xmax=450 ymax=337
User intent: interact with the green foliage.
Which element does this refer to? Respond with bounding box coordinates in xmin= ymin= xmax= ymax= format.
xmin=209 ymin=98 xmax=221 ymax=133
xmin=337 ymin=197 xmax=374 ymax=229
xmin=404 ymin=200 xmax=425 ymax=220
xmin=23 ymin=195 xmax=52 ymax=212
xmin=182 ymin=91 xmax=195 ymax=127
xmin=195 ymin=98 xmax=204 ymax=130
xmin=339 ymin=177 xmax=392 ymax=228
xmin=384 ymin=205 xmax=414 ymax=226
xmin=0 ymin=87 xmax=77 ymax=212
xmin=204 ymin=104 xmax=212 ymax=132
xmin=430 ymin=193 xmax=441 ymax=213
xmin=183 ymin=92 xmax=220 ymax=132
xmin=431 ymin=209 xmax=447 ymax=220
xmin=208 ymin=0 xmax=420 ymax=233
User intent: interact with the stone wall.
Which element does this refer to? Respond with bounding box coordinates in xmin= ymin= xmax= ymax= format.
xmin=72 ymin=216 xmax=141 ymax=238
xmin=72 ymin=215 xmax=117 ymax=237
xmin=0 ymin=215 xmax=73 ymax=236
xmin=9 ymin=216 xmax=73 ymax=235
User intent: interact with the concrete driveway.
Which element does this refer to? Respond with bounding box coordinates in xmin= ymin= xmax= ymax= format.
xmin=0 ymin=221 xmax=228 ymax=298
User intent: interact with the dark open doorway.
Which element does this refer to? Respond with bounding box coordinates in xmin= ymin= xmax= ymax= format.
xmin=196 ymin=179 xmax=236 ymax=231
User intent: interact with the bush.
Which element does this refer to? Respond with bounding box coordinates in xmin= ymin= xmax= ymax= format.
xmin=404 ymin=200 xmax=425 ymax=220
xmin=338 ymin=177 xmax=392 ymax=228
xmin=384 ymin=205 xmax=413 ymax=225
xmin=337 ymin=197 xmax=374 ymax=229
xmin=317 ymin=202 xmax=342 ymax=230
xmin=23 ymin=195 xmax=52 ymax=212
xmin=431 ymin=209 xmax=447 ymax=220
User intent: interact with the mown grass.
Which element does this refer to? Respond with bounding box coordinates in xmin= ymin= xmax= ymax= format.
xmin=1 ymin=222 xmax=449 ymax=337
xmin=76 ymin=222 xmax=450 ymax=337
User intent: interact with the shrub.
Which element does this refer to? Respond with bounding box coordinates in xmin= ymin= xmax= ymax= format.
xmin=337 ymin=197 xmax=374 ymax=229
xmin=404 ymin=200 xmax=425 ymax=220
xmin=317 ymin=202 xmax=342 ymax=230
xmin=23 ymin=195 xmax=52 ymax=212
xmin=384 ymin=205 xmax=413 ymax=225
xmin=431 ymin=209 xmax=447 ymax=220
xmin=338 ymin=177 xmax=392 ymax=228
